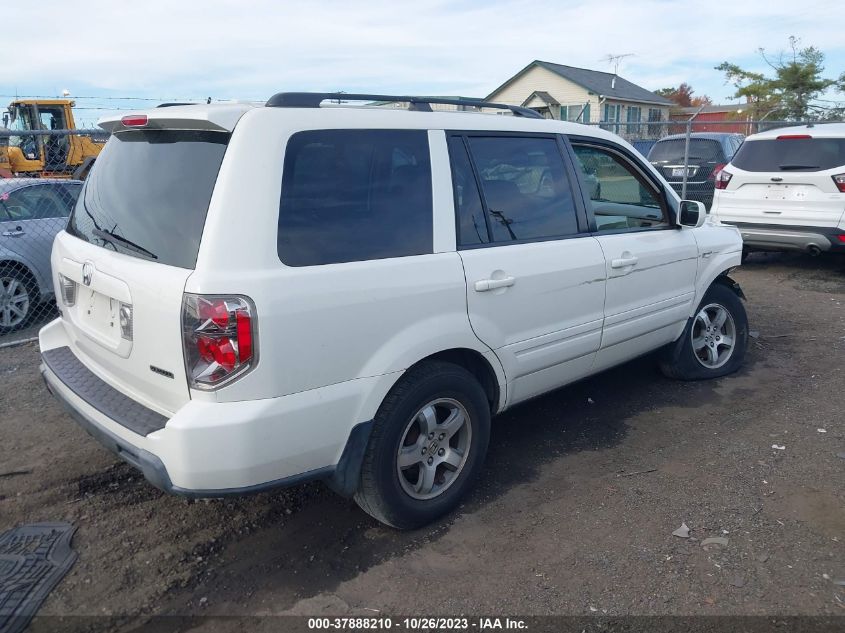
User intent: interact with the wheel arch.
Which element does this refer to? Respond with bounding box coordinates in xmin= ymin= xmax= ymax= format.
xmin=0 ymin=257 xmax=41 ymax=291
xmin=690 ymin=257 xmax=744 ymax=318
xmin=711 ymin=272 xmax=746 ymax=301
xmin=415 ymin=348 xmax=503 ymax=415
xmin=329 ymin=346 xmax=505 ymax=499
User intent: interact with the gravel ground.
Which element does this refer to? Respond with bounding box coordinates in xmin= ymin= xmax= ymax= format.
xmin=1 ymin=251 xmax=844 ymax=631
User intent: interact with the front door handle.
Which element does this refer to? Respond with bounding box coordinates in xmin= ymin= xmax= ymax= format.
xmin=2 ymin=229 xmax=25 ymax=237
xmin=611 ymin=256 xmax=638 ymax=269
xmin=474 ymin=276 xmax=515 ymax=292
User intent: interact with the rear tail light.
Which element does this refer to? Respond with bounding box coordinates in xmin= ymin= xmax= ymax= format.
xmin=709 ymin=163 xmax=726 ymax=181
xmin=58 ymin=274 xmax=76 ymax=306
xmin=182 ymin=294 xmax=257 ymax=389
xmin=832 ymin=173 xmax=845 ymax=193
xmin=714 ymin=168 xmax=733 ymax=190
xmin=776 ymin=134 xmax=812 ymax=140
xmin=837 ymin=235 xmax=845 ymax=244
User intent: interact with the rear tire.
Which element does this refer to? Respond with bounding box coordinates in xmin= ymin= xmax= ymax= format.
xmin=354 ymin=361 xmax=491 ymax=529
xmin=659 ymin=283 xmax=748 ymax=381
xmin=0 ymin=266 xmax=36 ymax=333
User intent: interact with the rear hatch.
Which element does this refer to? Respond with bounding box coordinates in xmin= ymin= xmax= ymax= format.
xmin=53 ymin=121 xmax=231 ymax=415
xmin=714 ymin=135 xmax=845 ymax=227
xmin=649 ymin=138 xmax=725 ymax=186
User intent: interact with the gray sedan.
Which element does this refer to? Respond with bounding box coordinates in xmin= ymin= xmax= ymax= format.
xmin=0 ymin=178 xmax=82 ymax=332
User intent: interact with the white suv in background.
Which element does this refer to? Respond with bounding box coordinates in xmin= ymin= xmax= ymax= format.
xmin=39 ymin=93 xmax=748 ymax=528
xmin=710 ymin=123 xmax=845 ymax=256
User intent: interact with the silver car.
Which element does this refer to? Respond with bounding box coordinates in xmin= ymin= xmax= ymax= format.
xmin=0 ymin=178 xmax=82 ymax=332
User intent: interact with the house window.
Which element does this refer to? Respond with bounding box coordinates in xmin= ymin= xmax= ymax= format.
xmin=602 ymin=104 xmax=621 ymax=132
xmin=647 ymin=108 xmax=665 ymax=138
xmin=560 ymin=104 xmax=590 ymax=123
xmin=626 ymin=106 xmax=642 ymax=136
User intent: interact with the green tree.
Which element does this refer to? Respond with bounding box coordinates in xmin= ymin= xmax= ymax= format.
xmin=716 ymin=37 xmax=838 ymax=120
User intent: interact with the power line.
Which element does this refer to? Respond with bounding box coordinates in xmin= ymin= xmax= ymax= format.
xmin=0 ymin=94 xmax=218 ymax=102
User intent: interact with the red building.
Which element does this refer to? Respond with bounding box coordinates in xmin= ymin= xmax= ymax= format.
xmin=669 ymin=104 xmax=752 ymax=135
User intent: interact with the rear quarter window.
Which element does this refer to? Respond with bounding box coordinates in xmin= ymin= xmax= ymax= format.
xmin=732 ymin=137 xmax=845 ymax=172
xmin=278 ymin=129 xmax=433 ymax=266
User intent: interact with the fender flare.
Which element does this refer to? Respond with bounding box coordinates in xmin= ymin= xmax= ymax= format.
xmin=712 ymin=273 xmax=746 ymax=301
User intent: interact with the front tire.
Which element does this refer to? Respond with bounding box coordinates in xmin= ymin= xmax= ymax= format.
xmin=659 ymin=282 xmax=748 ymax=381
xmin=354 ymin=361 xmax=491 ymax=529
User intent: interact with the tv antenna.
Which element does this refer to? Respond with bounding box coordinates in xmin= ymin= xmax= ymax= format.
xmin=602 ymin=53 xmax=634 ymax=88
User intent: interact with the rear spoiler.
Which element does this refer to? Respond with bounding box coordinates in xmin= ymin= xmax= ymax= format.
xmin=98 ymin=104 xmax=254 ymax=134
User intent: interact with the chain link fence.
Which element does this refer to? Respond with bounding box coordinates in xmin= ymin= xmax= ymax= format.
xmin=2 ymin=116 xmax=844 ymax=345
xmin=0 ymin=130 xmax=103 ymax=345
xmin=585 ymin=117 xmax=844 ymax=211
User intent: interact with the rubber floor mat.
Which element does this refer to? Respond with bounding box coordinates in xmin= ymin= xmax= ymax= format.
xmin=0 ymin=522 xmax=77 ymax=633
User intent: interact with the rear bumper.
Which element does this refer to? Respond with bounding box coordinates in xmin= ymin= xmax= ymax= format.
xmin=40 ymin=366 xmax=176 ymax=492
xmin=39 ymin=318 xmax=377 ymax=496
xmin=723 ymin=222 xmax=845 ymax=253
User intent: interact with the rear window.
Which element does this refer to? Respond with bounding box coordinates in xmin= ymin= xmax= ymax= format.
xmin=648 ymin=139 xmax=723 ymax=164
xmin=67 ymin=130 xmax=229 ymax=269
xmin=731 ymin=137 xmax=845 ymax=172
xmin=278 ymin=129 xmax=433 ymax=266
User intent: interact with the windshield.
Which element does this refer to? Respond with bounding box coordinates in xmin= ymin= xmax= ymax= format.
xmin=648 ymin=139 xmax=723 ymax=164
xmin=731 ymin=137 xmax=845 ymax=172
xmin=67 ymin=129 xmax=229 ymax=269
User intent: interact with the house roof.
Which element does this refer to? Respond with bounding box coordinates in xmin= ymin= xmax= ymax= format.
xmin=521 ymin=91 xmax=560 ymax=107
xmin=488 ymin=60 xmax=673 ymax=106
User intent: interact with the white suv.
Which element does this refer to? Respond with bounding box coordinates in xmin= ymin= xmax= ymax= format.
xmin=710 ymin=123 xmax=845 ymax=256
xmin=39 ymin=93 xmax=748 ymax=528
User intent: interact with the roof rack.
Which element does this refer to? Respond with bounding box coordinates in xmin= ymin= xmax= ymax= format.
xmin=265 ymin=92 xmax=543 ymax=119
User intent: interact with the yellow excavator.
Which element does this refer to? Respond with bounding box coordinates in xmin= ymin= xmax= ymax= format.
xmin=0 ymin=98 xmax=106 ymax=180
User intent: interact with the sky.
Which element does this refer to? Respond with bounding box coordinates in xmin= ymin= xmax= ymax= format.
xmin=3 ymin=0 xmax=844 ymax=126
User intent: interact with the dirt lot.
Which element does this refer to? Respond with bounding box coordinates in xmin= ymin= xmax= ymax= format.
xmin=1 ymin=252 xmax=844 ymax=630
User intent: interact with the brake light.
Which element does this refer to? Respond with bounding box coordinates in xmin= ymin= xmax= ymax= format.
xmin=182 ymin=294 xmax=257 ymax=389
xmin=832 ymin=174 xmax=845 ymax=193
xmin=121 ymin=115 xmax=148 ymax=127
xmin=709 ymin=163 xmax=726 ymax=181
xmin=714 ymin=168 xmax=733 ymax=190
xmin=837 ymin=235 xmax=845 ymax=243
xmin=776 ymin=134 xmax=812 ymax=140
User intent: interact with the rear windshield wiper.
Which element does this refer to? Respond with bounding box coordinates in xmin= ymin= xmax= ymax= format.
xmin=779 ymin=164 xmax=819 ymax=170
xmin=91 ymin=228 xmax=158 ymax=260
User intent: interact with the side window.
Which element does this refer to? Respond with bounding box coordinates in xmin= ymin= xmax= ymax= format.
xmin=1 ymin=185 xmax=71 ymax=220
xmin=278 ymin=130 xmax=433 ymax=266
xmin=447 ymin=137 xmax=488 ymax=246
xmin=571 ymin=144 xmax=669 ymax=232
xmin=62 ymin=184 xmax=83 ymax=213
xmin=464 ymin=136 xmax=579 ymax=243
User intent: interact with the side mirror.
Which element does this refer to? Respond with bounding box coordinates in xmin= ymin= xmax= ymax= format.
xmin=678 ymin=200 xmax=706 ymax=228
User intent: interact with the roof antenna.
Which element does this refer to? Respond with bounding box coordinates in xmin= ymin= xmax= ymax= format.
xmin=601 ymin=53 xmax=634 ymax=89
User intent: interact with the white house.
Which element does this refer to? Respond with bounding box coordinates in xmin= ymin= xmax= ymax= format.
xmin=486 ymin=60 xmax=673 ymax=137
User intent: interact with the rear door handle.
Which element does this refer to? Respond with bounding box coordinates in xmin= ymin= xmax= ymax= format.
xmin=611 ymin=256 xmax=638 ymax=269
xmin=2 ymin=229 xmax=25 ymax=237
xmin=474 ymin=276 xmax=515 ymax=292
